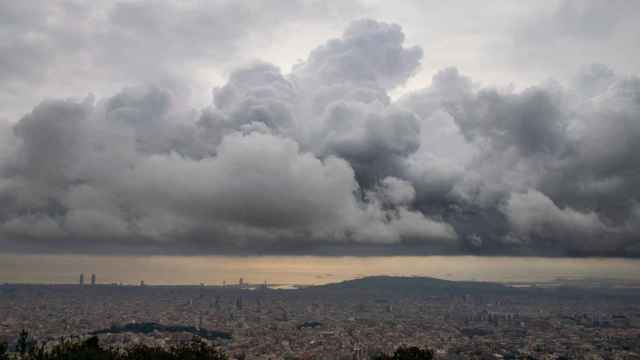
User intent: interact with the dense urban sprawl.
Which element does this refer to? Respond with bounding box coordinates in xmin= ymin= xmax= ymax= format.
xmin=1 ymin=277 xmax=639 ymax=359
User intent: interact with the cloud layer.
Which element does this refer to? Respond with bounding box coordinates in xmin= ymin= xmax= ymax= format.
xmin=1 ymin=13 xmax=639 ymax=256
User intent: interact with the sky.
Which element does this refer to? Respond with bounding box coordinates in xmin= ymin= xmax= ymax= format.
xmin=1 ymin=0 xmax=640 ymax=257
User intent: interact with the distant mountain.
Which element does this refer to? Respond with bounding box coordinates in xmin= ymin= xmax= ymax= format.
xmin=303 ymin=276 xmax=517 ymax=296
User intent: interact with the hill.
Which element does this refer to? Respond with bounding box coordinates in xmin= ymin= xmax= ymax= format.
xmin=302 ymin=276 xmax=517 ymax=296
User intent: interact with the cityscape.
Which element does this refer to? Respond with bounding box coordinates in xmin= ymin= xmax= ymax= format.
xmin=1 ymin=276 xmax=640 ymax=359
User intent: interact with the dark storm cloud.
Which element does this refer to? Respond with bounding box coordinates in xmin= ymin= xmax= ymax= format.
xmin=0 ymin=10 xmax=639 ymax=256
xmin=0 ymin=19 xmax=457 ymax=254
xmin=398 ymin=63 xmax=640 ymax=256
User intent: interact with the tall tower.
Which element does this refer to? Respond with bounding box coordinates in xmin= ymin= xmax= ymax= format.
xmin=79 ymin=273 xmax=84 ymax=286
xmin=91 ymin=274 xmax=96 ymax=286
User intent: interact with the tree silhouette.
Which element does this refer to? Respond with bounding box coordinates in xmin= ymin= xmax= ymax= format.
xmin=370 ymin=346 xmax=434 ymax=360
xmin=0 ymin=342 xmax=8 ymax=360
xmin=16 ymin=329 xmax=32 ymax=355
xmin=5 ymin=333 xmax=440 ymax=360
xmin=10 ymin=335 xmax=228 ymax=360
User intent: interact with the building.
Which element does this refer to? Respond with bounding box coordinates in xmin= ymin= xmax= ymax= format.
xmin=91 ymin=274 xmax=96 ymax=286
xmin=79 ymin=273 xmax=84 ymax=286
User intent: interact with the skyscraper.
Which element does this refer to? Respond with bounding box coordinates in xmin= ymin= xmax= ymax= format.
xmin=91 ymin=274 xmax=96 ymax=286
xmin=79 ymin=273 xmax=84 ymax=286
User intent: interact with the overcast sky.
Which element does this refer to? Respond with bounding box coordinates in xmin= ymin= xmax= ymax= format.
xmin=1 ymin=0 xmax=640 ymax=257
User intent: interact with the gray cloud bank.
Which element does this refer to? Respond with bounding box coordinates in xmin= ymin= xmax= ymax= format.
xmin=1 ymin=16 xmax=639 ymax=256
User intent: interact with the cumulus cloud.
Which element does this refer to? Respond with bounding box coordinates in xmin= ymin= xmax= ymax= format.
xmin=0 ymin=14 xmax=639 ymax=256
xmin=397 ymin=61 xmax=640 ymax=256
xmin=292 ymin=19 xmax=423 ymax=90
xmin=0 ymin=20 xmax=459 ymax=254
xmin=503 ymin=190 xmax=621 ymax=255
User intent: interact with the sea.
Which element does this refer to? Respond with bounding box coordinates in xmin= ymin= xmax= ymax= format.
xmin=1 ymin=254 xmax=639 ymax=286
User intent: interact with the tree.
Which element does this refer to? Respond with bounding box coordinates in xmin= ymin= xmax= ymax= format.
xmin=11 ymin=335 xmax=228 ymax=360
xmin=392 ymin=346 xmax=433 ymax=360
xmin=16 ymin=329 xmax=31 ymax=356
xmin=370 ymin=346 xmax=434 ymax=360
xmin=0 ymin=342 xmax=8 ymax=360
